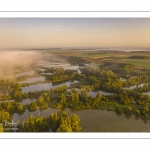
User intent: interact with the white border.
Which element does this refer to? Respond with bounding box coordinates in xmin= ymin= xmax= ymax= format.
xmin=0 ymin=0 xmax=150 ymax=11
xmin=0 ymin=133 xmax=150 ymax=139
xmin=1 ymin=12 xmax=150 ymax=18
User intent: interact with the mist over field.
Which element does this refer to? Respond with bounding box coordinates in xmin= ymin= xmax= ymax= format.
xmin=0 ymin=50 xmax=67 ymax=78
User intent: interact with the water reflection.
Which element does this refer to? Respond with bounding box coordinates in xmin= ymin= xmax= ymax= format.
xmin=13 ymin=108 xmax=60 ymax=122
xmin=135 ymin=115 xmax=139 ymax=120
xmin=143 ymin=119 xmax=148 ymax=124
xmin=12 ymin=107 xmax=150 ymax=132
xmin=63 ymin=65 xmax=82 ymax=73
xmin=125 ymin=113 xmax=131 ymax=119
xmin=22 ymin=81 xmax=72 ymax=93
xmin=19 ymin=99 xmax=37 ymax=105
xmin=37 ymin=62 xmax=82 ymax=73
xmin=88 ymin=91 xmax=112 ymax=97
xmin=116 ymin=112 xmax=122 ymax=116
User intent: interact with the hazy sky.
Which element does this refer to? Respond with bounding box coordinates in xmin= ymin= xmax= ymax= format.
xmin=0 ymin=18 xmax=150 ymax=49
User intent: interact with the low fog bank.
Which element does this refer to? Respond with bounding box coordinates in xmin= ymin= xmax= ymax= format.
xmin=0 ymin=50 xmax=67 ymax=79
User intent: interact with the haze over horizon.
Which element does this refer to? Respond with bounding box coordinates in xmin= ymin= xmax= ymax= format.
xmin=0 ymin=18 xmax=150 ymax=49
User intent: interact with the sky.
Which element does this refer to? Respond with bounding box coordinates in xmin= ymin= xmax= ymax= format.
xmin=0 ymin=18 xmax=150 ymax=49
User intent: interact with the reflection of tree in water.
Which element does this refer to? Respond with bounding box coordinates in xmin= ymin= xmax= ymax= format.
xmin=125 ymin=113 xmax=131 ymax=119
xmin=135 ymin=115 xmax=139 ymax=120
xmin=143 ymin=119 xmax=148 ymax=124
xmin=70 ymin=109 xmax=78 ymax=113
xmin=15 ymin=99 xmax=23 ymax=103
xmin=17 ymin=111 xmax=25 ymax=116
xmin=61 ymin=107 xmax=65 ymax=111
xmin=116 ymin=112 xmax=122 ymax=116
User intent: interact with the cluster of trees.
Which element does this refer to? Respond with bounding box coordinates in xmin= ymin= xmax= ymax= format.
xmin=17 ymin=110 xmax=81 ymax=132
xmin=0 ymin=80 xmax=23 ymax=100
xmin=129 ymin=55 xmax=149 ymax=59
xmin=79 ymin=65 xmax=123 ymax=92
xmin=115 ymin=103 xmax=150 ymax=119
xmin=111 ymin=90 xmax=150 ymax=105
xmin=0 ymin=110 xmax=11 ymax=123
xmin=66 ymin=56 xmax=87 ymax=66
xmin=17 ymin=115 xmax=49 ymax=132
xmin=28 ymin=92 xmax=51 ymax=111
xmin=45 ymin=69 xmax=80 ymax=83
xmin=49 ymin=110 xmax=81 ymax=132
xmin=37 ymin=92 xmax=50 ymax=109
xmin=0 ymin=101 xmax=25 ymax=113
xmin=50 ymin=89 xmax=109 ymax=109
xmin=102 ymin=62 xmax=150 ymax=80
xmin=78 ymin=65 xmax=150 ymax=94
xmin=0 ymin=93 xmax=11 ymax=101
xmin=122 ymin=75 xmax=150 ymax=87
xmin=43 ymin=67 xmax=55 ymax=73
xmin=133 ymin=83 xmax=150 ymax=93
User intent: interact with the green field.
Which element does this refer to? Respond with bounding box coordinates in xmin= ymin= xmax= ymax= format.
xmin=120 ymin=59 xmax=150 ymax=67
xmin=70 ymin=51 xmax=150 ymax=68
xmin=49 ymin=49 xmax=150 ymax=68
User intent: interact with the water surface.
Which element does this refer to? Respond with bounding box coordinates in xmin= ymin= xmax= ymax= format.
xmin=12 ymin=108 xmax=150 ymax=132
xmin=22 ymin=81 xmax=74 ymax=93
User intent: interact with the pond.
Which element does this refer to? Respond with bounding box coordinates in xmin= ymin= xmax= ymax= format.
xmin=37 ymin=62 xmax=82 ymax=74
xmin=12 ymin=107 xmax=150 ymax=132
xmin=88 ymin=91 xmax=112 ymax=97
xmin=22 ymin=81 xmax=75 ymax=93
xmin=18 ymin=76 xmax=45 ymax=84
xmin=67 ymin=89 xmax=112 ymax=97
xmin=124 ymin=83 xmax=145 ymax=90
xmin=63 ymin=65 xmax=82 ymax=74
xmin=19 ymin=99 xmax=37 ymax=105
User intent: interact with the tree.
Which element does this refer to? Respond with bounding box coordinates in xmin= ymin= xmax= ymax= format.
xmin=60 ymin=94 xmax=67 ymax=104
xmin=136 ymin=110 xmax=140 ymax=115
xmin=49 ymin=110 xmax=81 ymax=132
xmin=29 ymin=102 xmax=37 ymax=111
xmin=40 ymin=103 xmax=48 ymax=109
xmin=0 ymin=124 xmax=3 ymax=132
xmin=0 ymin=110 xmax=10 ymax=122
xmin=13 ymin=90 xmax=22 ymax=99
xmin=37 ymin=96 xmax=44 ymax=105
xmin=126 ymin=106 xmax=132 ymax=114
xmin=17 ymin=105 xmax=25 ymax=112
xmin=116 ymin=106 xmax=122 ymax=113
xmin=96 ymin=92 xmax=102 ymax=100
xmin=18 ymin=115 xmax=49 ymax=132
xmin=70 ymin=114 xmax=82 ymax=132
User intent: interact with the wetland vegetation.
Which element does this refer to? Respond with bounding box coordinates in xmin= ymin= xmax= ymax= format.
xmin=1 ymin=49 xmax=150 ymax=132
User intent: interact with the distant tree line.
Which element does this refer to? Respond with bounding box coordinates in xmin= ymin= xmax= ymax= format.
xmin=129 ymin=55 xmax=149 ymax=59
